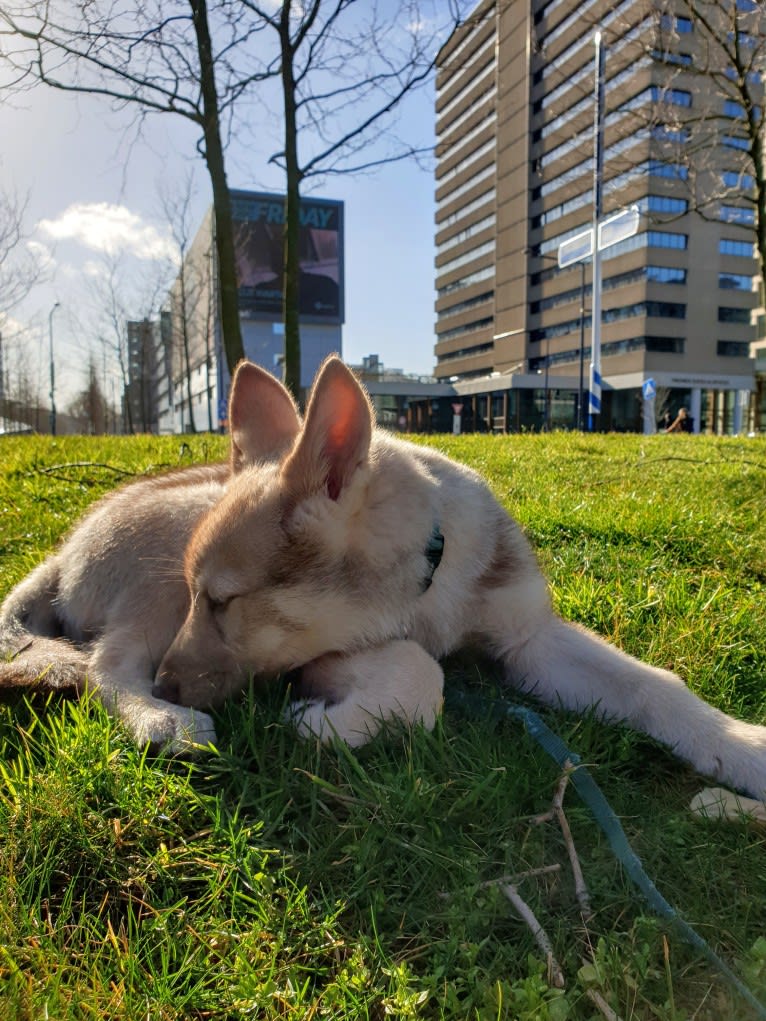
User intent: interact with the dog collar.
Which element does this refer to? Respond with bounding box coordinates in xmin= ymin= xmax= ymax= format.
xmin=422 ymin=523 xmax=444 ymax=591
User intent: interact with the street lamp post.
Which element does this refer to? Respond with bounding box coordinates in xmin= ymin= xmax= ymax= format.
xmin=49 ymin=302 xmax=60 ymax=436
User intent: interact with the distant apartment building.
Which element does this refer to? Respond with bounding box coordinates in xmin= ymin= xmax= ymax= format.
xmin=157 ymin=189 xmax=344 ymax=434
xmin=125 ymin=319 xmax=161 ymax=433
xmin=434 ymin=0 xmax=761 ymax=432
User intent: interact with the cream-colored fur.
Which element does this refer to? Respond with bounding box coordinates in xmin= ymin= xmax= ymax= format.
xmin=150 ymin=356 xmax=766 ymax=798
xmin=0 ymin=360 xmax=443 ymax=753
xmin=289 ymin=641 xmax=444 ymax=747
xmin=3 ymin=354 xmax=766 ymax=799
xmin=0 ymin=363 xmax=298 ymax=751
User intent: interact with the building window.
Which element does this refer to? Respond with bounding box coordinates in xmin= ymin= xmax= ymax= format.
xmin=436 ymin=240 xmax=495 ymax=277
xmin=439 ymin=111 xmax=497 ymax=161
xmin=439 ymin=138 xmax=496 ymax=185
xmin=542 ymin=0 xmax=601 ymax=48
xmin=437 ymin=291 xmax=494 ymax=321
xmin=724 ymin=66 xmax=761 ymax=85
xmin=438 ymin=58 xmax=496 ymax=121
xmin=648 ymin=160 xmax=688 ymax=180
xmin=728 ymin=31 xmax=758 ymax=49
xmin=717 ymin=340 xmax=750 ymax=356
xmin=531 ymin=284 xmax=582 ymax=313
xmin=534 ymin=188 xmax=591 ymax=228
xmin=719 ymin=272 xmax=753 ymax=291
xmin=535 ymin=334 xmax=685 ymax=368
xmin=651 ymin=49 xmax=692 ymax=65
xmin=719 ymin=238 xmax=754 ymax=257
xmin=642 ymin=195 xmax=688 ymax=215
xmin=437 ymin=317 xmax=494 ymax=343
xmin=537 ymin=94 xmax=591 ymax=138
xmin=436 ymin=214 xmax=496 ymax=256
xmin=653 ymin=86 xmax=692 ymax=107
xmin=533 ymin=265 xmax=687 ymax=312
xmin=660 ymin=14 xmax=692 ymax=33
xmin=600 ymin=301 xmax=685 ymax=325
xmin=645 ymin=336 xmax=685 ymax=353
xmin=718 ymin=306 xmax=751 ymax=323
xmin=437 ymin=264 xmax=494 ymax=298
xmin=438 ymin=188 xmax=495 ymax=230
xmin=647 ymin=231 xmax=688 ymax=250
xmin=436 ymin=14 xmax=496 ymax=101
xmin=647 ymin=266 xmax=687 ymax=284
xmin=436 ymin=84 xmax=496 ymax=143
xmin=724 ymin=99 xmax=746 ymax=119
xmin=646 ymin=301 xmax=686 ymax=319
xmin=720 ymin=205 xmax=755 ymax=225
xmin=722 ymin=170 xmax=755 ymax=190
xmin=436 ymin=164 xmax=494 ymax=211
xmin=436 ymin=341 xmax=494 ymax=364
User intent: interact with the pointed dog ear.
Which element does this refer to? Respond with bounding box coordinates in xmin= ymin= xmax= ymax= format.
xmin=281 ymin=356 xmax=373 ymax=503
xmin=228 ymin=361 xmax=301 ymax=472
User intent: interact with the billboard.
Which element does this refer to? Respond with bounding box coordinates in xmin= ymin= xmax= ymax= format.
xmin=230 ymin=190 xmax=344 ymax=324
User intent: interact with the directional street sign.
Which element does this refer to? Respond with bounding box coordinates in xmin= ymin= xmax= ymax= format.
xmin=598 ymin=205 xmax=641 ymax=252
xmin=557 ymin=204 xmax=640 ymax=269
xmin=555 ymin=203 xmax=641 ymax=428
xmin=557 ymin=228 xmax=593 ymax=269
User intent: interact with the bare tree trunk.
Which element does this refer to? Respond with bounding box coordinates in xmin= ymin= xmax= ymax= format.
xmin=189 ymin=0 xmax=245 ymax=376
xmin=278 ymin=3 xmax=304 ymax=399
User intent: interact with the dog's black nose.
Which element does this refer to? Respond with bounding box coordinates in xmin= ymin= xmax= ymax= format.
xmin=152 ymin=676 xmax=179 ymax=704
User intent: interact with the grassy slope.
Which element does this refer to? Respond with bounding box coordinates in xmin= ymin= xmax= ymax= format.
xmin=0 ymin=431 xmax=765 ymax=1021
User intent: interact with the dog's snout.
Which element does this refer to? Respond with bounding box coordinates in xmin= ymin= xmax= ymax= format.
xmin=152 ymin=674 xmax=180 ymax=704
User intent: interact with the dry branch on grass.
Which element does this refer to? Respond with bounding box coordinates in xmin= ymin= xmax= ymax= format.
xmin=467 ymin=763 xmax=627 ymax=1020
xmin=532 ymin=760 xmax=593 ymax=920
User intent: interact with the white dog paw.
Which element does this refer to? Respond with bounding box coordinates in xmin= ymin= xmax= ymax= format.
xmin=121 ymin=700 xmax=217 ymax=754
xmin=285 ymin=698 xmax=332 ymax=742
xmin=287 ymin=641 xmax=445 ymax=748
xmin=286 ymin=696 xmax=379 ymax=747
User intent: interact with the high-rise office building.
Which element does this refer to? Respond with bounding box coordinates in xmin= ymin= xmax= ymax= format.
xmin=434 ymin=0 xmax=761 ymax=432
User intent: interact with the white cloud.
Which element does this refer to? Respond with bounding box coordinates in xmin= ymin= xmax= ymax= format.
xmin=0 ymin=312 xmax=26 ymax=335
xmin=37 ymin=202 xmax=176 ymax=262
xmin=25 ymin=238 xmax=56 ymax=273
xmin=81 ymin=259 xmax=108 ymax=279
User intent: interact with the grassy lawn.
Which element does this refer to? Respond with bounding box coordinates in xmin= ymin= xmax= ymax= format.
xmin=1 ymin=430 xmax=765 ymax=1020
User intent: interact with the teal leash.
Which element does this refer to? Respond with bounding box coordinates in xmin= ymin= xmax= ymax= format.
xmin=447 ymin=688 xmax=766 ymax=1020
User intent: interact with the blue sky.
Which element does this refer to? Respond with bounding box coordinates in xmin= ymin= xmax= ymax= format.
xmin=0 ymin=23 xmax=448 ymax=408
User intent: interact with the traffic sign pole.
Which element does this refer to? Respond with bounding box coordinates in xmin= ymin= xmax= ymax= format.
xmin=555 ymin=33 xmax=641 ymax=433
xmin=589 ymin=30 xmax=606 ymax=429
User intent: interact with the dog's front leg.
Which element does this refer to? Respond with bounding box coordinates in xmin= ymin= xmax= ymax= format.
xmin=88 ymin=628 xmax=217 ymax=753
xmin=288 ymin=640 xmax=444 ymax=747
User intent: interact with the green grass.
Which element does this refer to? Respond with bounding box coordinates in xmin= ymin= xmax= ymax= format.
xmin=1 ymin=431 xmax=765 ymax=1020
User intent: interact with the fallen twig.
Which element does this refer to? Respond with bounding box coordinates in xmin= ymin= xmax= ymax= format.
xmin=437 ymin=864 xmax=562 ymax=901
xmin=29 ymin=461 xmax=139 ymax=477
xmin=533 ymin=760 xmax=593 ymax=919
xmin=585 ymin=986 xmax=624 ymax=1021
xmin=480 ymin=864 xmax=562 ymax=887
xmin=500 ymin=881 xmax=566 ymax=989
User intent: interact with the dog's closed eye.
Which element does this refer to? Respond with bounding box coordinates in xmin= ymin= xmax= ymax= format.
xmin=206 ymin=592 xmax=234 ymax=614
